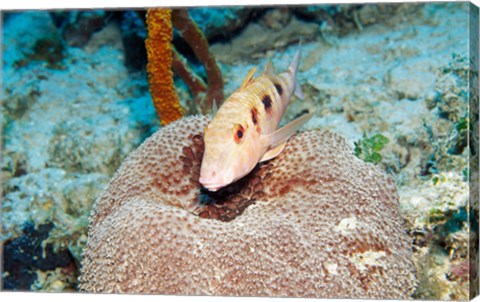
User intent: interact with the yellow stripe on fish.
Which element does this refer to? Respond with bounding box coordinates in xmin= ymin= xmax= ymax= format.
xmin=200 ymin=45 xmax=314 ymax=191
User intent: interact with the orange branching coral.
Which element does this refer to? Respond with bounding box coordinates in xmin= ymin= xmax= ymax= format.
xmin=171 ymin=48 xmax=207 ymax=103
xmin=171 ymin=9 xmax=224 ymax=112
xmin=145 ymin=8 xmax=184 ymax=126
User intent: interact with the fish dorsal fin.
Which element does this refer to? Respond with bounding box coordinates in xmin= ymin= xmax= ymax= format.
xmin=241 ymin=67 xmax=257 ymax=89
xmin=260 ymin=111 xmax=314 ymax=149
xmin=263 ymin=58 xmax=275 ymax=76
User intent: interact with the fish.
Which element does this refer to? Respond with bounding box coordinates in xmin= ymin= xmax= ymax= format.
xmin=199 ymin=46 xmax=314 ymax=192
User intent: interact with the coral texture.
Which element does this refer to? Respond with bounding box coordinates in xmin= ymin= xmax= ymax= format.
xmin=80 ymin=115 xmax=416 ymax=298
xmin=145 ymin=9 xmax=184 ymax=125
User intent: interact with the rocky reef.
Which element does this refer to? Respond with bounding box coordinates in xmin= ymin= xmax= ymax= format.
xmin=1 ymin=11 xmax=158 ymax=291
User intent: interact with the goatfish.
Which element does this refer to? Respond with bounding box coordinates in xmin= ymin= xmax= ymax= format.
xmin=199 ymin=46 xmax=314 ymax=192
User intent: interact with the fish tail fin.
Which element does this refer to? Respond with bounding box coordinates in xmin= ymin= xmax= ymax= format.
xmin=288 ymin=42 xmax=302 ymax=76
xmin=294 ymin=82 xmax=304 ymax=100
xmin=288 ymin=42 xmax=303 ymax=100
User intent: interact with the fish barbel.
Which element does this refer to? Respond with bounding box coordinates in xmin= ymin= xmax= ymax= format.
xmin=199 ymin=46 xmax=314 ymax=191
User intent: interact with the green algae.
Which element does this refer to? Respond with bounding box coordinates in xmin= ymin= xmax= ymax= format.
xmin=354 ymin=133 xmax=389 ymax=164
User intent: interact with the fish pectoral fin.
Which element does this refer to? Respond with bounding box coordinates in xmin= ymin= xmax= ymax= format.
xmin=260 ymin=111 xmax=315 ymax=147
xmin=240 ymin=67 xmax=257 ymax=89
xmin=259 ymin=141 xmax=287 ymax=162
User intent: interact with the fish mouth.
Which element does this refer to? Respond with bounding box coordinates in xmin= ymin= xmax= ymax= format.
xmin=201 ymin=183 xmax=224 ymax=192
xmin=199 ymin=170 xmax=234 ymax=192
xmin=199 ymin=177 xmax=231 ymax=192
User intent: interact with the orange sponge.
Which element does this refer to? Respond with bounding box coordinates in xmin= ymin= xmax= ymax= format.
xmin=145 ymin=9 xmax=184 ymax=126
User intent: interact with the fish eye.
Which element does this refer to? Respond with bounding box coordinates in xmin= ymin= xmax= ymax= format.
xmin=233 ymin=124 xmax=245 ymax=143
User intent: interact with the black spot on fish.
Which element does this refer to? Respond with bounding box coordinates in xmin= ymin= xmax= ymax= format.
xmin=251 ymin=107 xmax=258 ymax=125
xmin=262 ymin=95 xmax=273 ymax=114
xmin=274 ymin=83 xmax=283 ymax=96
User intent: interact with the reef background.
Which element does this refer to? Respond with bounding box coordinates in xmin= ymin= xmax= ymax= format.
xmin=1 ymin=3 xmax=478 ymax=300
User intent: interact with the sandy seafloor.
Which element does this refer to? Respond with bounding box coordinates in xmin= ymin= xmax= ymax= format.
xmin=0 ymin=2 xmax=477 ymax=299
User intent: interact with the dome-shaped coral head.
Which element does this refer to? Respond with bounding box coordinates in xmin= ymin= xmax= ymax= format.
xmin=200 ymin=45 xmax=314 ymax=191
